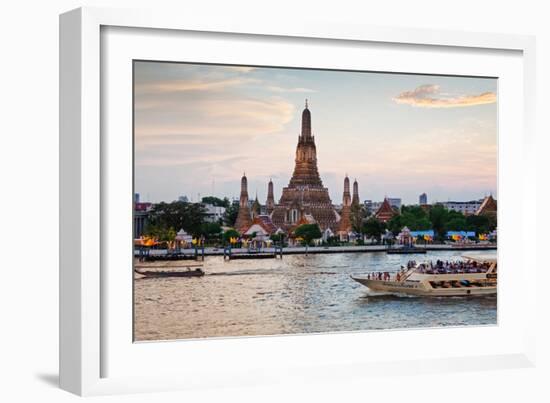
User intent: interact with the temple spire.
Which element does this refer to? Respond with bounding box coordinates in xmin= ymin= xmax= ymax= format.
xmin=235 ymin=173 xmax=252 ymax=232
xmin=301 ymin=99 xmax=312 ymax=139
xmin=266 ymin=178 xmax=275 ymax=214
xmin=352 ymin=179 xmax=360 ymax=206
xmin=338 ymin=175 xmax=352 ymax=239
xmin=343 ymin=176 xmax=351 ymax=207
xmin=270 ymin=101 xmax=338 ymax=232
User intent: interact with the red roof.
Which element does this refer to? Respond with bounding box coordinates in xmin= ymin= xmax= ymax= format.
xmin=134 ymin=202 xmax=152 ymax=212
xmin=475 ymin=195 xmax=497 ymax=216
xmin=375 ymin=198 xmax=397 ymax=222
xmin=244 ymin=215 xmax=278 ymax=235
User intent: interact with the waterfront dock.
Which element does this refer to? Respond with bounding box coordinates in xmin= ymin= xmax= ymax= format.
xmin=223 ymin=245 xmax=284 ymax=260
xmin=134 ymin=244 xmax=496 ymax=259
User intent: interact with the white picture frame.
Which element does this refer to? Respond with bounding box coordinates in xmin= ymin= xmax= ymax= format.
xmin=60 ymin=6 xmax=537 ymax=396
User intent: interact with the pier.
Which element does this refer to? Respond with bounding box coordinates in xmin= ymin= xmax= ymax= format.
xmin=223 ymin=245 xmax=284 ymax=260
xmin=134 ymin=244 xmax=496 ymax=260
xmin=136 ymin=246 xmax=205 ymax=261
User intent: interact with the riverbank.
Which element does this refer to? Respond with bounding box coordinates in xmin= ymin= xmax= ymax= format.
xmin=136 ymin=244 xmax=497 ymax=258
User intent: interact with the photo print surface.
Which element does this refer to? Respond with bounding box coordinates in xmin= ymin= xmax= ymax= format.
xmin=133 ymin=61 xmax=498 ymax=341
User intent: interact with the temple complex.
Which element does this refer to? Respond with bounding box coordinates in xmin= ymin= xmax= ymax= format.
xmin=270 ymin=101 xmax=339 ymax=231
xmin=234 ymin=174 xmax=253 ymax=232
xmin=374 ymin=197 xmax=397 ymax=223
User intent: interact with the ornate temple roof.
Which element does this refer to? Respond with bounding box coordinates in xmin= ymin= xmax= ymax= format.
xmin=475 ymin=195 xmax=497 ymax=216
xmin=375 ymin=197 xmax=397 ymax=223
xmin=243 ymin=214 xmax=278 ymax=236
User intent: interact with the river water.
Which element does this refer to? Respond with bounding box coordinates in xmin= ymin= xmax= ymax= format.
xmin=134 ymin=250 xmax=497 ymax=341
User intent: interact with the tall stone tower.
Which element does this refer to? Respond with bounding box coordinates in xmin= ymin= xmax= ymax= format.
xmin=271 ymin=101 xmax=338 ymax=231
xmin=350 ymin=178 xmax=363 ymax=233
xmin=352 ymin=179 xmax=360 ymax=206
xmin=266 ymin=179 xmax=275 ymax=214
xmin=338 ymin=176 xmax=352 ymax=237
xmin=234 ymin=173 xmax=252 ymax=233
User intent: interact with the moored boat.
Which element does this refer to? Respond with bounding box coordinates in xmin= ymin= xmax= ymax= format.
xmin=134 ymin=263 xmax=205 ymax=278
xmin=351 ymin=255 xmax=496 ymax=297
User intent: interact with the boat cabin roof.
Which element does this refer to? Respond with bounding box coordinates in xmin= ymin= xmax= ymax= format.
xmin=462 ymin=254 xmax=497 ymax=264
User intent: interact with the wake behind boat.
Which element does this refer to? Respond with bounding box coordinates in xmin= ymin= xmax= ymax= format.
xmin=351 ymin=255 xmax=497 ymax=297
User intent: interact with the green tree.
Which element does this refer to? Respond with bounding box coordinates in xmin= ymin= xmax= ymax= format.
xmin=446 ymin=216 xmax=467 ymax=231
xmin=294 ymin=224 xmax=322 ymax=246
xmin=351 ymin=203 xmax=366 ymax=233
xmin=146 ymin=201 xmax=206 ymax=238
xmin=362 ymin=217 xmax=386 ymax=242
xmin=387 ymin=214 xmax=403 ymax=235
xmin=201 ymin=196 xmax=230 ymax=208
xmin=429 ymin=204 xmax=449 ymax=240
xmin=465 ymin=214 xmax=491 ymax=235
xmin=223 ymin=202 xmax=239 ymax=226
xmin=222 ymin=228 xmax=240 ymax=243
xmin=143 ymin=224 xmax=177 ymax=242
xmin=270 ymin=233 xmax=285 ymax=245
xmin=201 ymin=222 xmax=222 ymax=241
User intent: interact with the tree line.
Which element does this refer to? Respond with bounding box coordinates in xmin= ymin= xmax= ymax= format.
xmin=142 ymin=197 xmax=239 ymax=244
xmin=141 ymin=197 xmax=496 ymax=245
xmin=361 ymin=204 xmax=496 ymax=242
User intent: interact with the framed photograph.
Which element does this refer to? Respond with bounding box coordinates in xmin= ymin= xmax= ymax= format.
xmin=60 ymin=7 xmax=536 ymax=396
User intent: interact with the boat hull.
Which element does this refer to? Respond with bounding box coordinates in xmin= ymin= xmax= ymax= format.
xmin=134 ymin=268 xmax=205 ymax=278
xmin=351 ymin=276 xmax=496 ymax=297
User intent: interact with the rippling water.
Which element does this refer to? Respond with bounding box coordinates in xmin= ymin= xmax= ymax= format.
xmin=134 ymin=250 xmax=497 ymax=341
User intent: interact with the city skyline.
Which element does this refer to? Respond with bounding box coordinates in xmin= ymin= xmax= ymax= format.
xmin=134 ymin=62 xmax=497 ymax=205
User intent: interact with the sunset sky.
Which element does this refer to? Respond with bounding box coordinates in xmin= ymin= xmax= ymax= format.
xmin=134 ymin=61 xmax=497 ymax=205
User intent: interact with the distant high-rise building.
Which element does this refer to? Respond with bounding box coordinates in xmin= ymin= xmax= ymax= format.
xmin=134 ymin=193 xmax=140 ymax=203
xmin=419 ymin=193 xmax=427 ymax=205
xmin=387 ymin=198 xmax=401 ymax=210
xmin=364 ymin=200 xmax=373 ymax=213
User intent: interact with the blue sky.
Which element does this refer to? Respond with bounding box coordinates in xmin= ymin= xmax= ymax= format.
xmin=134 ymin=62 xmax=497 ymax=205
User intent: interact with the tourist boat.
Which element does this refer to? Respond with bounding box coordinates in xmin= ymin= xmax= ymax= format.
xmin=134 ymin=263 xmax=205 ymax=278
xmin=351 ymin=255 xmax=497 ymax=296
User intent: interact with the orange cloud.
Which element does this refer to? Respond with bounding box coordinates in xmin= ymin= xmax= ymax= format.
xmin=393 ymin=84 xmax=496 ymax=108
xmin=135 ymin=97 xmax=295 ymax=139
xmin=266 ymin=85 xmax=316 ymax=93
xmin=136 ymin=78 xmax=259 ymax=94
